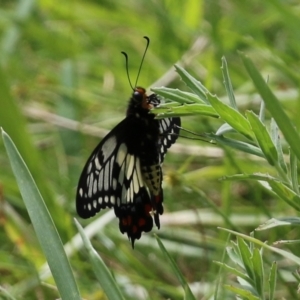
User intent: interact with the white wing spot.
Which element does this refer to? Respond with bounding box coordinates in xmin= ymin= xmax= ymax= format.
xmin=113 ymin=178 xmax=117 ymax=190
xmin=88 ymin=173 xmax=94 ymax=197
xmin=94 ymin=157 xmax=101 ymax=170
xmin=133 ymin=171 xmax=139 ymax=193
xmin=109 ymin=156 xmax=114 ymax=186
xmin=87 ymin=157 xmax=94 ymax=174
xmin=98 ymin=197 xmax=103 ymax=204
xmin=87 ymin=175 xmax=90 ymax=188
xmin=98 ymin=171 xmax=103 ymax=190
xmin=136 ymin=158 xmax=144 ymax=187
xmin=118 ymin=169 xmax=125 ymax=184
xmin=104 ymin=161 xmax=110 ymax=191
xmin=126 ymin=155 xmax=135 ymax=180
xmin=104 ymin=196 xmax=109 ymax=203
xmin=93 ymin=179 xmax=97 ymax=194
xmin=102 ymin=135 xmax=117 ymax=161
xmin=110 ymin=196 xmax=115 ymax=205
xmin=93 ymin=200 xmax=97 ymax=208
xmin=88 ymin=203 xmax=92 ymax=211
xmin=79 ymin=188 xmax=83 ymax=197
xmin=116 ymin=143 xmax=127 ymax=166
xmin=127 ymin=186 xmax=131 ymax=203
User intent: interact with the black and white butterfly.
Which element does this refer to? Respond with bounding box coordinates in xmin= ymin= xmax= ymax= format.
xmin=76 ymin=38 xmax=180 ymax=247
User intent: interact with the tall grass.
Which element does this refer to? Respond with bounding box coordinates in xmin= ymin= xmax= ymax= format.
xmin=1 ymin=1 xmax=300 ymax=299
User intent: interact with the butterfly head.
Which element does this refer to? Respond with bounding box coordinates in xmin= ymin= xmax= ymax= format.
xmin=127 ymin=87 xmax=160 ymax=116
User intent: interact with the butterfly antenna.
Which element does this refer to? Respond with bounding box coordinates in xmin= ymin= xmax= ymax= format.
xmin=121 ymin=51 xmax=134 ymax=90
xmin=134 ymin=36 xmax=150 ymax=88
xmin=121 ymin=36 xmax=150 ymax=90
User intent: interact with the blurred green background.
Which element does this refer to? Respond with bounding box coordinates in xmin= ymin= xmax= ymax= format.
xmin=1 ymin=0 xmax=300 ymax=299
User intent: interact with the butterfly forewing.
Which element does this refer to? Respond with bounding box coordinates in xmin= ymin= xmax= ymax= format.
xmin=76 ymin=118 xmax=144 ymax=217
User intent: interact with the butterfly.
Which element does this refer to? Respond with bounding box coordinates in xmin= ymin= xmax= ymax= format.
xmin=76 ymin=38 xmax=180 ymax=247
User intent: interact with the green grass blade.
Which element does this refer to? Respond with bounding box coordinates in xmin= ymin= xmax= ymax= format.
xmin=221 ymin=56 xmax=238 ymax=110
xmin=207 ymin=93 xmax=253 ymax=140
xmin=259 ymin=101 xmax=265 ymax=122
xmin=205 ymin=134 xmax=264 ymax=158
xmin=246 ymin=111 xmax=278 ymax=166
xmin=174 ymin=64 xmax=209 ymax=103
xmin=226 ymin=244 xmax=243 ymax=268
xmin=152 ymin=103 xmax=218 ymax=118
xmin=268 ymin=262 xmax=277 ymax=300
xmin=1 ymin=129 xmax=81 ymax=300
xmin=251 ymin=248 xmax=264 ymax=299
xmin=240 ymin=52 xmax=300 ymax=161
xmin=214 ymin=261 xmax=255 ymax=286
xmin=74 ymin=218 xmax=125 ymax=300
xmin=268 ymin=180 xmax=300 ymax=211
xmin=237 ymin=237 xmax=254 ymax=280
xmin=156 ymin=235 xmax=196 ymax=300
xmin=151 ymin=87 xmax=205 ymax=104
xmin=270 ymin=119 xmax=287 ymax=174
xmin=290 ymin=150 xmax=299 ymax=194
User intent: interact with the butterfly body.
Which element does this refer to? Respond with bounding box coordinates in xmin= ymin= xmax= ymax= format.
xmin=76 ymin=87 xmax=180 ymax=247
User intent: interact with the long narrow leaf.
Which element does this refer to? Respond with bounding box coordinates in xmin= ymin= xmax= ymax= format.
xmin=152 ymin=103 xmax=218 ymax=118
xmin=252 ymin=248 xmax=264 ymax=299
xmin=2 ymin=129 xmax=81 ymax=300
xmin=221 ymin=57 xmax=238 ymax=110
xmin=205 ymin=134 xmax=264 ymax=158
xmin=240 ymin=53 xmax=300 ymax=161
xmin=175 ymin=64 xmax=209 ymax=103
xmin=268 ymin=262 xmax=277 ymax=300
xmin=224 ymin=285 xmax=260 ymax=300
xmin=246 ymin=111 xmax=278 ymax=166
xmin=151 ymin=87 xmax=205 ymax=104
xmin=270 ymin=119 xmax=287 ymax=173
xmin=237 ymin=237 xmax=254 ymax=280
xmin=207 ymin=93 xmax=253 ymax=140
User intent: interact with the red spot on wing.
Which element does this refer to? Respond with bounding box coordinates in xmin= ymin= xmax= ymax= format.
xmin=138 ymin=218 xmax=146 ymax=227
xmin=113 ymin=188 xmax=164 ymax=248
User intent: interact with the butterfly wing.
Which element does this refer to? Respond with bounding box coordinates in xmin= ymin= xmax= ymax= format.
xmin=158 ymin=117 xmax=181 ymax=162
xmin=76 ymin=119 xmax=127 ymax=219
xmin=76 ymin=117 xmax=158 ymax=246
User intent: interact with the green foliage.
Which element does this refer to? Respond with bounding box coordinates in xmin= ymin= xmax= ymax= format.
xmin=2 ymin=1 xmax=300 ymax=299
xmin=2 ymin=130 xmax=81 ymax=299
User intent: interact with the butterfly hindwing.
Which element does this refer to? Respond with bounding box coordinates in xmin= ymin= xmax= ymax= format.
xmin=158 ymin=117 xmax=181 ymax=162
